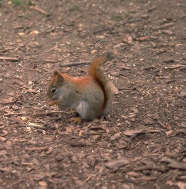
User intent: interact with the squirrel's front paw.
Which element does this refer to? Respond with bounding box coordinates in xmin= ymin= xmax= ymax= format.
xmin=71 ymin=117 xmax=82 ymax=124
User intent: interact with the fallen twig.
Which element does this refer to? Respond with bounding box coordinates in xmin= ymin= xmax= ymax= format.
xmin=25 ymin=146 xmax=49 ymax=151
xmin=27 ymin=122 xmax=45 ymax=129
xmin=60 ymin=61 xmax=90 ymax=67
xmin=30 ymin=6 xmax=49 ymax=16
xmin=0 ymin=56 xmax=19 ymax=62
xmin=43 ymin=59 xmax=58 ymax=63
xmin=134 ymin=165 xmax=167 ymax=172
xmin=43 ymin=59 xmax=91 ymax=66
xmin=4 ymin=111 xmax=66 ymax=117
xmin=165 ymin=64 xmax=186 ymax=69
xmin=32 ymin=111 xmax=67 ymax=117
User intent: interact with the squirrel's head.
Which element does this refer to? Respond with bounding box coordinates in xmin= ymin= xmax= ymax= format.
xmin=47 ymin=71 xmax=77 ymax=107
xmin=47 ymin=71 xmax=65 ymax=105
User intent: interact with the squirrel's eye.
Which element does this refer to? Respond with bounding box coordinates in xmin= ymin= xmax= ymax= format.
xmin=51 ymin=87 xmax=56 ymax=94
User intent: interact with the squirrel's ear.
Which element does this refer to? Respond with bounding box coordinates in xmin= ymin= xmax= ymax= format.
xmin=53 ymin=71 xmax=64 ymax=83
xmin=53 ymin=70 xmax=60 ymax=76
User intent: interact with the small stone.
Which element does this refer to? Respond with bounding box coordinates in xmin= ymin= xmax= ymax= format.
xmin=180 ymin=88 xmax=186 ymax=97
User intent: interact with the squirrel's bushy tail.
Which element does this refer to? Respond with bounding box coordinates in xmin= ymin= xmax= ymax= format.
xmin=88 ymin=52 xmax=113 ymax=77
xmin=88 ymin=53 xmax=113 ymax=113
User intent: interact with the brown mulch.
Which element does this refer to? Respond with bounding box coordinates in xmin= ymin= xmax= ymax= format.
xmin=0 ymin=0 xmax=186 ymax=188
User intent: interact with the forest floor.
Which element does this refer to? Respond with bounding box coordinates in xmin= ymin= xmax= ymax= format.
xmin=0 ymin=0 xmax=186 ymax=188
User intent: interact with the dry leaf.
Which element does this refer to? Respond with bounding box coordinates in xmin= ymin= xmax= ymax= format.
xmin=123 ymin=129 xmax=145 ymax=137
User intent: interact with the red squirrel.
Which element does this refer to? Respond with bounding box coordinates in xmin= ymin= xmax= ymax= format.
xmin=47 ymin=53 xmax=112 ymax=121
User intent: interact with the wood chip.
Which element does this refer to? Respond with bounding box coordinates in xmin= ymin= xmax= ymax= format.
xmin=179 ymin=88 xmax=186 ymax=97
xmin=105 ymin=158 xmax=130 ymax=170
xmin=162 ymin=157 xmax=186 ymax=170
xmin=123 ymin=129 xmax=145 ymax=137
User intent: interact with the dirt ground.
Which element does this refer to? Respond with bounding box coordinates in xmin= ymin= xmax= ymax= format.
xmin=0 ymin=0 xmax=186 ymax=188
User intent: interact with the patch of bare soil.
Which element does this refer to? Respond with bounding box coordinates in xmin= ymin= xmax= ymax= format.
xmin=0 ymin=0 xmax=186 ymax=188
